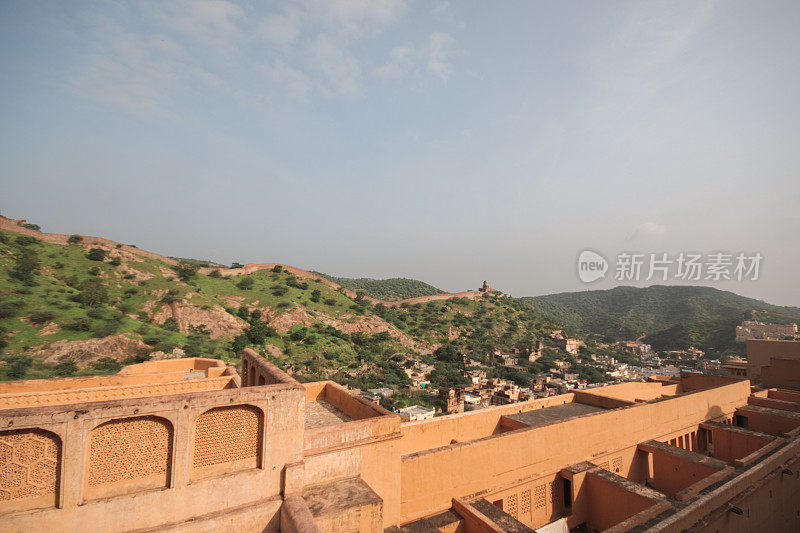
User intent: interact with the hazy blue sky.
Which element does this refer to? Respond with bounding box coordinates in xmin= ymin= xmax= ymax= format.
xmin=1 ymin=1 xmax=799 ymax=305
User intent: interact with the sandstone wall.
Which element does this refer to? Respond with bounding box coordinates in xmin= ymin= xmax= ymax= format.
xmin=0 ymin=378 xmax=305 ymax=532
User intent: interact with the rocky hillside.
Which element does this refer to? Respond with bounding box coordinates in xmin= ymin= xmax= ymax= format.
xmin=0 ymin=223 xmax=553 ymax=394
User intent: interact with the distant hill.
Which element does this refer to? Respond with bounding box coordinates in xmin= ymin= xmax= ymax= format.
xmin=520 ymin=285 xmax=800 ymax=356
xmin=312 ymin=273 xmax=445 ymax=301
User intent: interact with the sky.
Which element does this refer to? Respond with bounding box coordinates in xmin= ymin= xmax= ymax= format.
xmin=1 ymin=1 xmax=799 ymax=305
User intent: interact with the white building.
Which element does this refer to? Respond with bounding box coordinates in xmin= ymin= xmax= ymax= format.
xmin=397 ymin=405 xmax=435 ymax=421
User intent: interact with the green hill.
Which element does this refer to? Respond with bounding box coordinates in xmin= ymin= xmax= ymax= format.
xmin=0 ymin=227 xmax=561 ymax=408
xmin=520 ymin=285 xmax=800 ymax=356
xmin=312 ymin=273 xmax=445 ymax=301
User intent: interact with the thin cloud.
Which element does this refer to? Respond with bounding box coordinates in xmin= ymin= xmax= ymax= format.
xmin=426 ymin=32 xmax=456 ymax=79
xmin=628 ymin=221 xmax=667 ymax=241
xmin=309 ymin=34 xmax=362 ymax=96
xmin=375 ymin=32 xmax=457 ymax=81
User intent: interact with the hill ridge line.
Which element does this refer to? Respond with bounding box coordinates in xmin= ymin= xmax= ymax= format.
xmin=0 ymin=215 xmax=492 ymax=308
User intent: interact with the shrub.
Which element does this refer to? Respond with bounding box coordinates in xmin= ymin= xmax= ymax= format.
xmin=174 ymin=261 xmax=197 ymax=282
xmin=161 ymin=289 xmax=181 ymax=304
xmin=86 ymin=307 xmax=106 ymax=319
xmin=28 ymin=309 xmax=56 ymax=325
xmin=23 ymin=223 xmax=40 ymax=231
xmin=237 ymin=277 xmax=255 ymax=290
xmin=53 ymin=361 xmax=78 ymax=377
xmin=88 ymin=266 xmax=101 ymax=276
xmin=64 ymin=317 xmax=92 ymax=331
xmin=162 ymin=317 xmax=179 ymax=331
xmin=286 ymin=277 xmax=308 ymax=290
xmin=183 ymin=333 xmax=206 ymax=357
xmin=94 ymin=319 xmax=121 ymax=337
xmin=209 ymin=269 xmax=221 ymax=278
xmin=324 ymin=298 xmax=336 ymax=306
xmin=15 ymin=235 xmax=39 ymax=246
xmin=231 ymin=262 xmax=243 ymax=268
xmin=310 ymin=289 xmax=322 ymax=303
xmin=272 ymin=264 xmax=283 ymax=273
xmin=232 ymin=334 xmax=249 ymax=354
xmin=91 ymin=357 xmax=122 ymax=373
xmin=245 ymin=321 xmax=277 ymax=345
xmin=289 ymin=327 xmax=307 ymax=342
xmin=5 ymin=355 xmax=32 ymax=379
xmin=86 ymin=248 xmax=107 ymax=261
xmin=237 ymin=306 xmax=250 ymax=320
xmin=271 ymin=285 xmax=288 ymax=297
xmin=143 ymin=334 xmax=164 ymax=346
xmin=0 ymin=301 xmax=25 ymax=319
xmin=68 ymin=234 xmax=83 ymax=244
xmin=109 ymin=256 xmax=122 ymax=266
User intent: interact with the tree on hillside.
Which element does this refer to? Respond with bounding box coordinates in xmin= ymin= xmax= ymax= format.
xmin=6 ymin=355 xmax=32 ymax=380
xmin=237 ymin=277 xmax=255 ymax=290
xmin=434 ymin=342 xmax=461 ymax=363
xmin=79 ymin=279 xmax=108 ymax=307
xmin=10 ymin=248 xmax=39 ymax=285
xmin=86 ymin=248 xmax=107 ymax=261
xmin=174 ymin=261 xmax=198 ymax=282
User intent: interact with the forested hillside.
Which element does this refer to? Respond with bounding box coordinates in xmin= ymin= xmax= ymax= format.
xmin=522 ymin=285 xmax=800 ymax=355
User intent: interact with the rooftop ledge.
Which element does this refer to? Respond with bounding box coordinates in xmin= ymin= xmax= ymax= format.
xmin=0 ymin=358 xmax=238 ymax=410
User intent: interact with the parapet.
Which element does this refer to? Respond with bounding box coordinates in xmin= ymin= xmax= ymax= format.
xmin=0 ymin=358 xmax=240 ymax=409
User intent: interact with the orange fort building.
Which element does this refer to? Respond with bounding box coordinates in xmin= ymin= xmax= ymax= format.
xmin=1 ymin=344 xmax=800 ymax=532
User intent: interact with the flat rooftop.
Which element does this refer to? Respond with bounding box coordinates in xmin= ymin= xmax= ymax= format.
xmin=304 ymin=399 xmax=354 ymax=429
xmin=504 ymin=402 xmax=606 ymax=427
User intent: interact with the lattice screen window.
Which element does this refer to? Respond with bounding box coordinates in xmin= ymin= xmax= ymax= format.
xmin=612 ymin=456 xmax=623 ymax=473
xmin=87 ymin=416 xmax=171 ymax=487
xmin=549 ymin=480 xmax=561 ymax=505
xmin=0 ymin=429 xmax=60 ymax=504
xmin=598 ymin=460 xmax=610 ymax=471
xmin=534 ymin=484 xmax=546 ymax=509
xmin=507 ymin=493 xmax=518 ymax=518
xmin=192 ymin=405 xmax=262 ymax=469
xmin=520 ymin=489 xmax=531 ymax=517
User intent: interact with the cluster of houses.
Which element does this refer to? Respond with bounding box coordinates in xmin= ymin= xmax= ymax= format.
xmin=346 ymin=329 xmax=731 ymax=420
